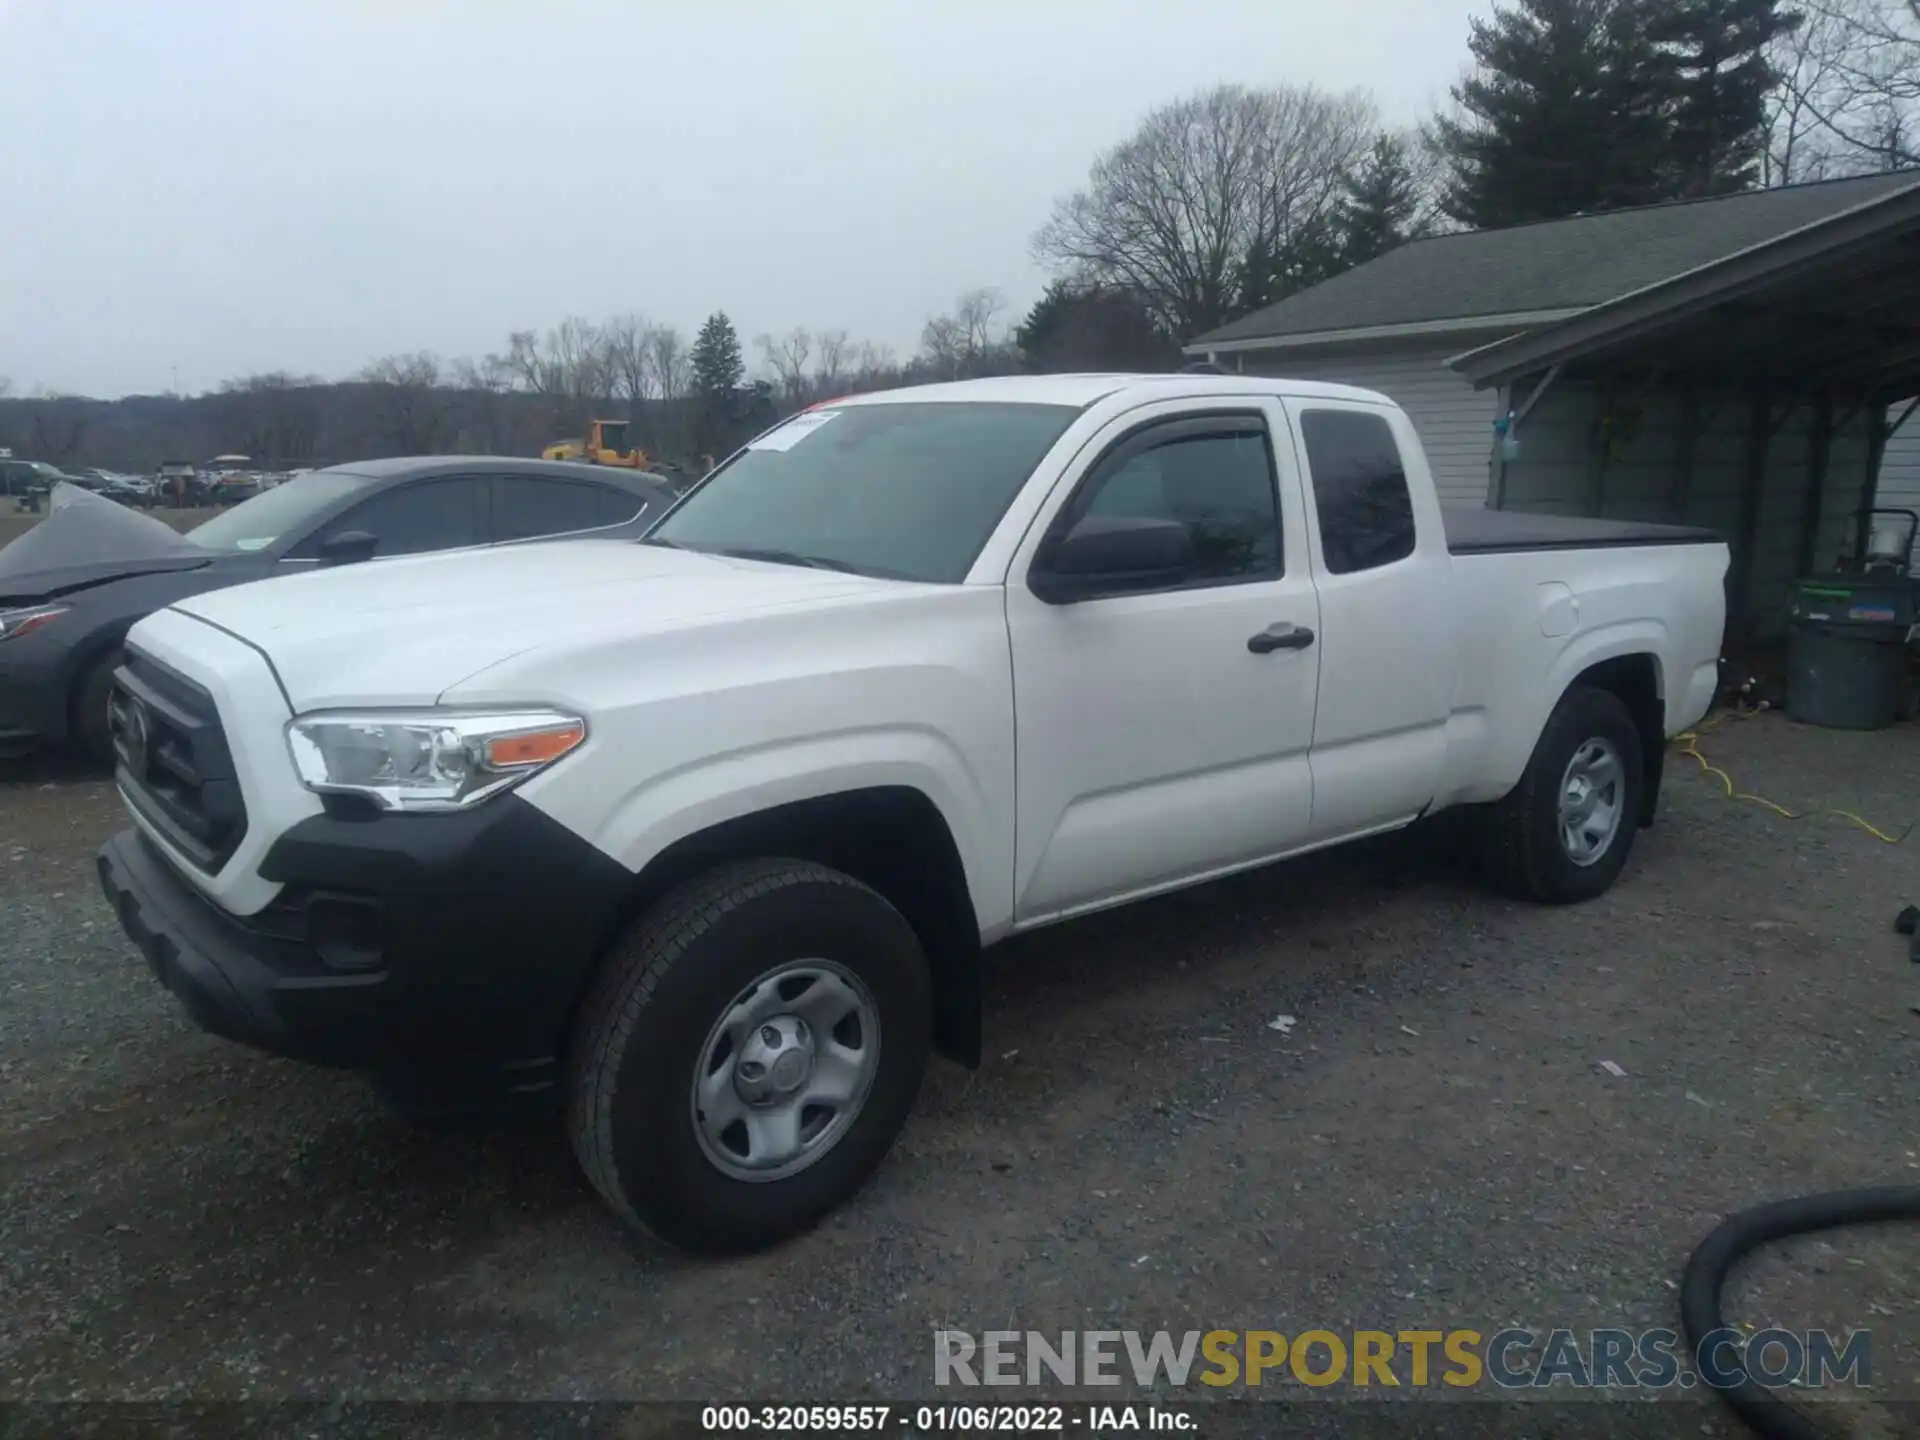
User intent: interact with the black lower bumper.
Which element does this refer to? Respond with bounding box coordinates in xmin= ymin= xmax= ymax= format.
xmin=0 ymin=650 xmax=64 ymax=757
xmin=97 ymin=796 xmax=634 ymax=1091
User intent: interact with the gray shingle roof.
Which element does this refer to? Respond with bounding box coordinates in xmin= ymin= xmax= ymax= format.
xmin=1191 ymin=170 xmax=1920 ymax=347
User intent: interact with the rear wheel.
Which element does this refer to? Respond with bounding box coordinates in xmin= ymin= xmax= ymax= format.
xmin=74 ymin=646 xmax=124 ymax=771
xmin=1485 ymin=684 xmax=1645 ymax=904
xmin=566 ymin=859 xmax=931 ymax=1254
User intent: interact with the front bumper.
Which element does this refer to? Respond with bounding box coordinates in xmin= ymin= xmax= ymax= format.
xmin=0 ymin=643 xmax=69 ymax=756
xmin=98 ymin=795 xmax=634 ymax=1089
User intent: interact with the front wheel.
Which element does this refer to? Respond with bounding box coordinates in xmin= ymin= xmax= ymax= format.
xmin=74 ymin=646 xmax=125 ymax=771
xmin=1484 ymin=684 xmax=1645 ymax=904
xmin=567 ymin=859 xmax=932 ymax=1255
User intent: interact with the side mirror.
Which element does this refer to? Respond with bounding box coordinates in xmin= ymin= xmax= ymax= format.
xmin=317 ymin=530 xmax=379 ymax=567
xmin=1029 ymin=515 xmax=1194 ymax=605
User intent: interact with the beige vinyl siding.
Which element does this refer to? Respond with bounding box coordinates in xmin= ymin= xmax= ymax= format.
xmin=1239 ymin=339 xmax=1499 ymax=505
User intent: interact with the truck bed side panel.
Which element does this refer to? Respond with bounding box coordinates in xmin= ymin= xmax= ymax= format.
xmin=1434 ymin=540 xmax=1729 ymax=809
xmin=1444 ymin=506 xmax=1724 ymax=554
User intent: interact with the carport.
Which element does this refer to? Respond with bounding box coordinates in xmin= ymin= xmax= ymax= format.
xmin=1448 ymin=178 xmax=1920 ymax=646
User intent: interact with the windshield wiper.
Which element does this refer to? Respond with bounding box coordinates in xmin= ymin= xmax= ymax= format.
xmin=710 ymin=546 xmax=865 ymax=575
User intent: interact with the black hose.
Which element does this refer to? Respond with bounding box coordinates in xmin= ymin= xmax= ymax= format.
xmin=1680 ymin=1186 xmax=1920 ymax=1440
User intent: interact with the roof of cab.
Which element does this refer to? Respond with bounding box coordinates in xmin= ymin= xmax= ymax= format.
xmin=824 ymin=372 xmax=1394 ymax=410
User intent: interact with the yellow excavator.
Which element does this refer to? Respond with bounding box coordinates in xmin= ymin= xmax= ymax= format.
xmin=542 ymin=419 xmax=653 ymax=469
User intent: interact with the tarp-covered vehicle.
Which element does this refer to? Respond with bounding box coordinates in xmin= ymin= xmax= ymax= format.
xmin=0 ymin=460 xmax=674 ymax=762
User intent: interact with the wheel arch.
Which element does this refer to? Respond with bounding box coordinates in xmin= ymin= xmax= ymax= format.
xmin=1567 ymin=652 xmax=1665 ymax=827
xmin=583 ymin=785 xmax=983 ymax=1068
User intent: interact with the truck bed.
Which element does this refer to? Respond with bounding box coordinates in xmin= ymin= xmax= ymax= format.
xmin=1444 ymin=507 xmax=1723 ymax=556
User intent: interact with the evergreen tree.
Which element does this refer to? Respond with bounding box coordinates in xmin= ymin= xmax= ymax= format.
xmin=1437 ymin=0 xmax=1673 ymax=228
xmin=1337 ymin=134 xmax=1425 ymax=265
xmin=1014 ymin=281 xmax=1180 ymax=373
xmin=690 ymin=312 xmax=744 ymax=400
xmin=1647 ymin=0 xmax=1800 ymax=197
xmin=1234 ymin=213 xmax=1348 ymax=315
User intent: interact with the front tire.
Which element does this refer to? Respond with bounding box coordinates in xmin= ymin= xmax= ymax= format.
xmin=74 ymin=646 xmax=124 ymax=770
xmin=1485 ymin=684 xmax=1645 ymax=904
xmin=567 ymin=859 xmax=932 ymax=1255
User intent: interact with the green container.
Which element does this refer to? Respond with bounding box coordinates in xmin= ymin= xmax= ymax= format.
xmin=1785 ymin=576 xmax=1916 ymax=731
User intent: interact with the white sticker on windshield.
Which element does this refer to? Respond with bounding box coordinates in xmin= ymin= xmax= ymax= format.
xmin=748 ymin=410 xmax=840 ymax=452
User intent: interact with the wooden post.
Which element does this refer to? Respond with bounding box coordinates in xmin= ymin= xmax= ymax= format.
xmin=1585 ymin=379 xmax=1615 ymax=517
xmin=1858 ymin=400 xmax=1889 ymax=562
xmin=1489 ymin=381 xmax=1509 ymax=510
xmin=1669 ymin=386 xmax=1699 ymax=524
xmin=1730 ymin=389 xmax=1774 ymax=639
xmin=1796 ymin=392 xmax=1834 ymax=578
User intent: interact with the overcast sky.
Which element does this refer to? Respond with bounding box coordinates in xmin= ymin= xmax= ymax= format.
xmin=0 ymin=0 xmax=1484 ymax=399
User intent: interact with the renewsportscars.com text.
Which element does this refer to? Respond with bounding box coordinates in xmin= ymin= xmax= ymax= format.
xmin=933 ymin=1327 xmax=1871 ymax=1391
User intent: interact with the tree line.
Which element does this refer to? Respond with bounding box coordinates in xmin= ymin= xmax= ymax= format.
xmin=2 ymin=0 xmax=1912 ymax=476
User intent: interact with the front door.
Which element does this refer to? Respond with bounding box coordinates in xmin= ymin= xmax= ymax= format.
xmin=1005 ymin=402 xmax=1322 ymax=926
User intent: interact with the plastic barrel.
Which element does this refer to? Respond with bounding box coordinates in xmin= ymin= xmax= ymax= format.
xmin=1785 ymin=619 xmax=1905 ymax=730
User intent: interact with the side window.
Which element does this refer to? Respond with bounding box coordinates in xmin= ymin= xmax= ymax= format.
xmin=597 ymin=484 xmax=649 ymax=526
xmin=296 ymin=478 xmax=484 ymax=559
xmin=1073 ymin=426 xmax=1281 ymax=584
xmin=495 ymin=476 xmax=639 ymax=542
xmin=1298 ymin=409 xmax=1416 ymax=575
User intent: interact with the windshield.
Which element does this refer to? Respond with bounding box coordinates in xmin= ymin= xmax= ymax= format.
xmin=649 ymin=401 xmax=1080 ymax=582
xmin=186 ymin=470 xmax=379 ymax=553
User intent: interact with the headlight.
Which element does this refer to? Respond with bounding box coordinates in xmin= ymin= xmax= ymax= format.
xmin=285 ymin=709 xmax=587 ymax=812
xmin=0 ymin=604 xmax=69 ymax=642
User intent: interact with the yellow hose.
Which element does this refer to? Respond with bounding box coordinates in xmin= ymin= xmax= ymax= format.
xmin=1673 ymin=706 xmax=1912 ymax=844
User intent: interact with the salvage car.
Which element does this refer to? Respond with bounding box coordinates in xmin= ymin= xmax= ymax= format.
xmin=93 ymin=375 xmax=1729 ymax=1254
xmin=0 ymin=458 xmax=672 ymax=763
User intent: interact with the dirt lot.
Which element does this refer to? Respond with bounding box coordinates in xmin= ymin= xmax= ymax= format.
xmin=1 ymin=712 xmax=1916 ymax=1435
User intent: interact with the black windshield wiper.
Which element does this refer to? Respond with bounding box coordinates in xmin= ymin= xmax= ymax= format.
xmin=711 ymin=546 xmax=865 ymax=575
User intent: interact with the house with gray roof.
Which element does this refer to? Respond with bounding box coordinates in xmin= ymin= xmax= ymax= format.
xmin=1186 ymin=171 xmax=1920 ymax=640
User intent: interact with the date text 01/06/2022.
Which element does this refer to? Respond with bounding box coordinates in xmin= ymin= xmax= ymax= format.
xmin=700 ymin=1404 xmax=1196 ymax=1433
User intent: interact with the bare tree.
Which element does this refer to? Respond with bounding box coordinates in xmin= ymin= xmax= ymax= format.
xmin=1034 ymin=83 xmax=1376 ymax=338
xmin=812 ymin=329 xmax=852 ymax=394
xmin=756 ymin=328 xmax=816 ymax=408
xmin=954 ymin=290 xmax=1005 ymax=355
xmin=27 ymin=400 xmax=88 ymax=466
xmin=920 ymin=290 xmax=1017 ymax=380
xmin=919 ymin=313 xmax=965 ymax=380
xmin=601 ymin=312 xmax=657 ymax=419
xmin=547 ymin=316 xmax=611 ymax=411
xmin=645 ymin=323 xmax=690 ymax=401
xmin=451 ymin=355 xmax=517 ymax=452
xmin=359 ymin=352 xmax=447 ymax=454
xmin=1766 ymin=0 xmax=1920 ymax=180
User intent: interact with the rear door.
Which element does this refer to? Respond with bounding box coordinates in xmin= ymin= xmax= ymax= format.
xmin=1280 ymin=398 xmax=1454 ymax=840
xmin=489 ymin=474 xmax=652 ymax=544
xmin=1005 ymin=400 xmax=1321 ymax=925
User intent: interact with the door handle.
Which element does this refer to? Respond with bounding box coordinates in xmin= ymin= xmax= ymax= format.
xmin=1247 ymin=622 xmax=1315 ymax=654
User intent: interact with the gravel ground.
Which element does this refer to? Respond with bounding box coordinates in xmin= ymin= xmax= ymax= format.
xmin=1 ymin=711 xmax=1916 ymax=1438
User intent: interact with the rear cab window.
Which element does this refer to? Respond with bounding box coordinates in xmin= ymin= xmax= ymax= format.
xmin=1296 ymin=407 xmax=1417 ymax=575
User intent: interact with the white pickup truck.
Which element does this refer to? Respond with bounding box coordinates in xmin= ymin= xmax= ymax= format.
xmin=96 ymin=374 xmax=1729 ymax=1253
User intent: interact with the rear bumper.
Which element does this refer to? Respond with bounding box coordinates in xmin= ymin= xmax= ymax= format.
xmin=98 ymin=795 xmax=635 ymax=1090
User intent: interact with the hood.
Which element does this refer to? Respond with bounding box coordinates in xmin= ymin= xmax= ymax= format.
xmin=165 ymin=536 xmax=897 ymax=709
xmin=0 ymin=483 xmax=210 ymax=599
